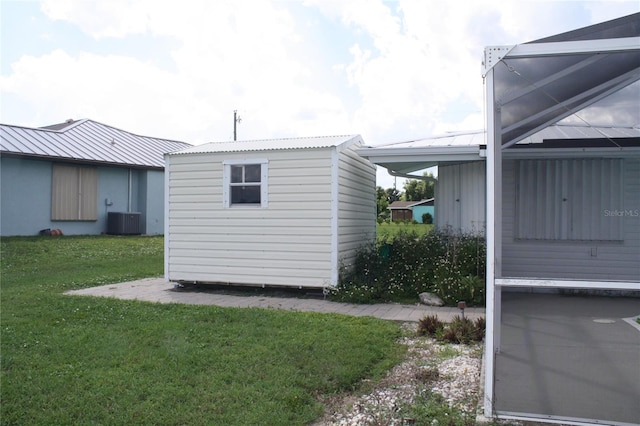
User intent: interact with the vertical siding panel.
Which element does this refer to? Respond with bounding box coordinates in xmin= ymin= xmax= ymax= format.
xmin=503 ymin=157 xmax=637 ymax=282
xmin=436 ymin=161 xmax=485 ymax=233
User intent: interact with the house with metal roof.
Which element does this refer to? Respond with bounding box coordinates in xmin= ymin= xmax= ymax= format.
xmin=0 ymin=119 xmax=191 ymax=236
xmin=164 ymin=134 xmax=376 ymax=289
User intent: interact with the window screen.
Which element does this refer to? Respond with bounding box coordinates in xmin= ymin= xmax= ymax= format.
xmin=515 ymin=158 xmax=623 ymax=241
xmin=230 ymin=164 xmax=262 ymax=204
xmin=223 ymin=160 xmax=268 ymax=208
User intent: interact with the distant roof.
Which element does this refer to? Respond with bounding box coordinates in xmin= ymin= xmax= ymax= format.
xmin=389 ymin=199 xmax=434 ymax=209
xmin=169 ymin=134 xmax=362 ymax=155
xmin=1 ymin=119 xmax=191 ymax=169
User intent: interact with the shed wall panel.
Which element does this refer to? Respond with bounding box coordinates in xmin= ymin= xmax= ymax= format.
xmin=337 ymin=143 xmax=377 ymax=269
xmin=167 ymin=149 xmax=336 ymax=287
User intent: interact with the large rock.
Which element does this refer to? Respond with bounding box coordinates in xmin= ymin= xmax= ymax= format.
xmin=419 ymin=292 xmax=444 ymax=306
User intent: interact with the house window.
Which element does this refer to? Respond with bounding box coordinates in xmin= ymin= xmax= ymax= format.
xmin=223 ymin=159 xmax=268 ymax=208
xmin=51 ymin=164 xmax=98 ymax=221
xmin=515 ymin=158 xmax=623 ymax=241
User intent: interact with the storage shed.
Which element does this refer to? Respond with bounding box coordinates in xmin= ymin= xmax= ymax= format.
xmin=164 ymin=135 xmax=376 ymax=289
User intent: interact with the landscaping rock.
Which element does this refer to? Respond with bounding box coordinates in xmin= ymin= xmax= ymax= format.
xmin=419 ymin=292 xmax=444 ymax=306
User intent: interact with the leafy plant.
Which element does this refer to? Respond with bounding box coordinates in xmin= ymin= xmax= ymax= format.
xmin=422 ymin=212 xmax=433 ymax=224
xmin=417 ymin=315 xmax=444 ymax=337
xmin=416 ymin=315 xmax=484 ymax=344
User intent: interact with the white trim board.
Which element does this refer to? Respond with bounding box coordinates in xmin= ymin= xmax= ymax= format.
xmin=496 ymin=278 xmax=640 ymax=291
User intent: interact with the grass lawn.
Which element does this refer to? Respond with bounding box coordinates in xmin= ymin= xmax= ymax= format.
xmin=377 ymin=222 xmax=433 ymax=241
xmin=1 ymin=236 xmax=403 ymax=425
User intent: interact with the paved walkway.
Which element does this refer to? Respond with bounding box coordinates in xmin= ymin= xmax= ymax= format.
xmin=65 ymin=277 xmax=484 ymax=322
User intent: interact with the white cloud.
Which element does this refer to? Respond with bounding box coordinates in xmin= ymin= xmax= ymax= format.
xmin=3 ymin=0 xmax=639 ymax=159
xmin=4 ymin=0 xmax=356 ymax=143
xmin=41 ymin=0 xmax=150 ymax=39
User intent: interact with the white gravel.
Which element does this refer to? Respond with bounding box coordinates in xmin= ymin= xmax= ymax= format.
xmin=314 ymin=323 xmax=483 ymax=425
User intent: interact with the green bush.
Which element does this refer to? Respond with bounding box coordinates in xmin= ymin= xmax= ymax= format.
xmin=331 ymin=230 xmax=485 ymax=306
xmin=417 ymin=315 xmax=485 ymax=344
xmin=422 ymin=212 xmax=433 ymax=224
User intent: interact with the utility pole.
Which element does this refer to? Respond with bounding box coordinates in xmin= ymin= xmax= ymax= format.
xmin=233 ymin=110 xmax=242 ymax=141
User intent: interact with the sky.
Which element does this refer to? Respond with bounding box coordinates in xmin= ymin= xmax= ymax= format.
xmin=1 ymin=0 xmax=639 ymax=189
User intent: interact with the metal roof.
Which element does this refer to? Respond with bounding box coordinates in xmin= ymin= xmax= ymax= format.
xmin=363 ymin=123 xmax=640 ymax=150
xmin=0 ymin=119 xmax=192 ymax=169
xmin=358 ymin=123 xmax=640 ymax=174
xmin=168 ymin=134 xmax=362 ymax=155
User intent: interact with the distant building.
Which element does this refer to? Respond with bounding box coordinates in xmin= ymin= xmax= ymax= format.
xmin=388 ymin=199 xmax=434 ymax=223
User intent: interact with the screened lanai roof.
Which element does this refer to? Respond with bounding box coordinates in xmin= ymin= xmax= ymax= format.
xmin=486 ymin=12 xmax=640 ymax=147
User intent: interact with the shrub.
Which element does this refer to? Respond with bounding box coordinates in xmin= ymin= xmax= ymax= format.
xmin=418 ymin=315 xmax=484 ymax=344
xmin=443 ymin=316 xmax=476 ymax=344
xmin=417 ymin=315 xmax=444 ymax=337
xmin=422 ymin=212 xmax=433 ymax=224
xmin=332 ymin=229 xmax=485 ymax=306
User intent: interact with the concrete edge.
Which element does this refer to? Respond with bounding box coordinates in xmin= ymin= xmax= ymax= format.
xmin=622 ymin=315 xmax=640 ymax=332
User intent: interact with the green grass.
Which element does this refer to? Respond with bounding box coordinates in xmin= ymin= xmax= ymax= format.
xmin=1 ymin=236 xmax=403 ymax=425
xmin=377 ymin=222 xmax=433 ymax=241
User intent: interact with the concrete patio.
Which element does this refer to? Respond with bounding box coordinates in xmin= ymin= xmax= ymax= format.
xmin=64 ymin=277 xmax=485 ymax=323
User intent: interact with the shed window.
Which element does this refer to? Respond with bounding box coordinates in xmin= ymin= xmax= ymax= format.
xmin=223 ymin=159 xmax=268 ymax=208
xmin=51 ymin=164 xmax=98 ymax=221
xmin=515 ymin=158 xmax=623 ymax=241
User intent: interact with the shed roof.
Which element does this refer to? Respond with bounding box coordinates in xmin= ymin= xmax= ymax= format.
xmin=0 ymin=119 xmax=191 ymax=169
xmin=168 ymin=134 xmax=362 ymax=155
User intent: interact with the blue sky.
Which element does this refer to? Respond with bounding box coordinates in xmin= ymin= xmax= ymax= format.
xmin=1 ymin=0 xmax=639 ymax=188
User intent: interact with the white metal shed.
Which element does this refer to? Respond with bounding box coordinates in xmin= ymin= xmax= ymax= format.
xmin=164 ymin=134 xmax=376 ymax=289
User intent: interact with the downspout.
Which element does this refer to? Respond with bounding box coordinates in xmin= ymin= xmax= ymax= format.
xmin=128 ymin=169 xmax=132 ymax=212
